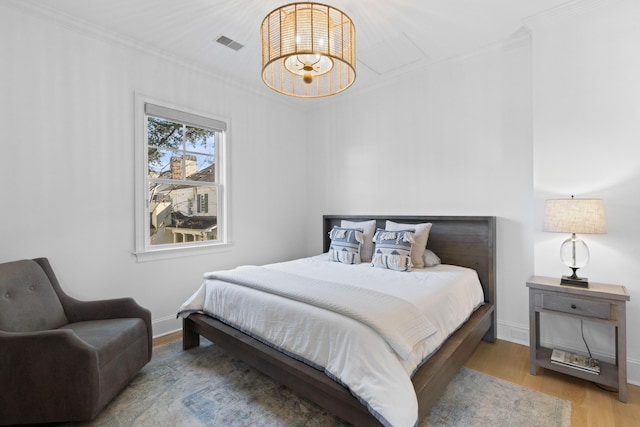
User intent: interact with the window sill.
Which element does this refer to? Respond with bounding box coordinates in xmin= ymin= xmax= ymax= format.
xmin=134 ymin=242 xmax=232 ymax=263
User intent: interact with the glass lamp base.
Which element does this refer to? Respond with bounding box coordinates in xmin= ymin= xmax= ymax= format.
xmin=559 ymin=235 xmax=590 ymax=287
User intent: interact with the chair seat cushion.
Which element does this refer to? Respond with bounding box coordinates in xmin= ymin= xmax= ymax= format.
xmin=59 ymin=318 xmax=147 ymax=369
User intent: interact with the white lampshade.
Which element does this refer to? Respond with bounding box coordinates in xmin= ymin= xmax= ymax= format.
xmin=543 ymin=198 xmax=607 ymax=234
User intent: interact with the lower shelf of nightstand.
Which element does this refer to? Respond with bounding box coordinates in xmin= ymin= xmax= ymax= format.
xmin=534 ymin=347 xmax=619 ymax=389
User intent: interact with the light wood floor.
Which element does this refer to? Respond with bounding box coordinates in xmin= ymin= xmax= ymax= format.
xmin=154 ymin=333 xmax=639 ymax=426
xmin=465 ymin=340 xmax=639 ymax=427
xmin=153 ymin=330 xmax=181 ymax=347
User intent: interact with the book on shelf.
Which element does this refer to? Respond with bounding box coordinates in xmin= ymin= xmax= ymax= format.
xmin=550 ymin=349 xmax=600 ymax=374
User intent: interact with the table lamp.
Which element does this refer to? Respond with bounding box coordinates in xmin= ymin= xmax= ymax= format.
xmin=542 ymin=196 xmax=607 ymax=287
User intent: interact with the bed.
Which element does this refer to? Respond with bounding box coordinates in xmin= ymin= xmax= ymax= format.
xmin=179 ymin=215 xmax=496 ymax=426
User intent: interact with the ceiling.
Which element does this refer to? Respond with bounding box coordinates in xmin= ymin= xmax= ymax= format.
xmin=17 ymin=0 xmax=578 ymax=99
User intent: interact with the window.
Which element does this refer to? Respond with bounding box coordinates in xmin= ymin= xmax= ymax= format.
xmin=197 ymin=194 xmax=209 ymax=214
xmin=134 ymin=96 xmax=228 ymax=261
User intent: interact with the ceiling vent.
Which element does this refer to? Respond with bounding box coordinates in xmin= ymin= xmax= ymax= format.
xmin=216 ymin=35 xmax=244 ymax=51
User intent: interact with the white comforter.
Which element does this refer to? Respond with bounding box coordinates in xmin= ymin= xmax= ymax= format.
xmin=178 ymin=254 xmax=485 ymax=427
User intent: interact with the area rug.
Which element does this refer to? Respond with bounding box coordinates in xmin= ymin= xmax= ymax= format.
xmin=66 ymin=339 xmax=571 ymax=427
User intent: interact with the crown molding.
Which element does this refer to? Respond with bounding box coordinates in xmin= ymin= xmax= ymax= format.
xmin=338 ymin=28 xmax=532 ymax=101
xmin=522 ymin=0 xmax=612 ymax=28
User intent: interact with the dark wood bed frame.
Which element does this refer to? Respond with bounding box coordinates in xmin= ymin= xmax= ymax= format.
xmin=183 ymin=215 xmax=496 ymax=426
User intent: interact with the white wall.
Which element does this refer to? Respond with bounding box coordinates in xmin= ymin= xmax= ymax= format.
xmin=0 ymin=4 xmax=310 ymax=336
xmin=306 ymin=34 xmax=535 ymax=345
xmin=530 ymin=0 xmax=640 ymax=383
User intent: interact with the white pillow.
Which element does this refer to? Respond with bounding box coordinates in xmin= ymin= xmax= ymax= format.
xmin=385 ymin=221 xmax=432 ymax=268
xmin=341 ymin=220 xmax=376 ymax=262
xmin=423 ymin=249 xmax=441 ymax=267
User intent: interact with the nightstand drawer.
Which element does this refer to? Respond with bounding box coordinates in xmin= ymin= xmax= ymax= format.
xmin=541 ymin=294 xmax=610 ymax=319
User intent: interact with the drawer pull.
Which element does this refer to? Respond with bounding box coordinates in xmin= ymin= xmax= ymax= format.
xmin=571 ymin=304 xmax=577 ymax=309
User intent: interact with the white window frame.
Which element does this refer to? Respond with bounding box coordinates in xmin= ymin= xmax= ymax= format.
xmin=134 ymin=94 xmax=230 ymax=262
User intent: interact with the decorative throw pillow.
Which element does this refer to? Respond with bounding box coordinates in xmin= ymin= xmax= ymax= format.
xmin=341 ymin=220 xmax=376 ymax=262
xmin=328 ymin=226 xmax=364 ymax=264
xmin=371 ymin=228 xmax=415 ymax=271
xmin=423 ymin=249 xmax=441 ymax=267
xmin=385 ymin=221 xmax=432 ymax=268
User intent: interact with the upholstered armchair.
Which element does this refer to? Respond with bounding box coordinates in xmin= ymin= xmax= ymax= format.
xmin=0 ymin=258 xmax=152 ymax=425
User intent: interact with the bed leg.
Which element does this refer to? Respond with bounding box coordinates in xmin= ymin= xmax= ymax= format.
xmin=182 ymin=317 xmax=200 ymax=350
xmin=481 ymin=307 xmax=497 ymax=342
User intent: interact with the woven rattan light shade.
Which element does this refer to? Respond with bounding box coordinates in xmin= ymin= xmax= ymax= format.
xmin=261 ymin=3 xmax=356 ymax=98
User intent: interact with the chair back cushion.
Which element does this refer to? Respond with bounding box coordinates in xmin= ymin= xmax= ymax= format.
xmin=0 ymin=259 xmax=69 ymax=332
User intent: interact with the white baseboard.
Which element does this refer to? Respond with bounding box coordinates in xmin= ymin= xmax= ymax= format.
xmin=627 ymin=360 xmax=640 ymax=387
xmin=497 ymin=320 xmax=529 ymax=346
xmin=152 ymin=315 xmax=182 ymax=338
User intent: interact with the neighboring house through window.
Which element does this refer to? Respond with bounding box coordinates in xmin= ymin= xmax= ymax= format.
xmin=134 ymin=95 xmax=228 ymax=261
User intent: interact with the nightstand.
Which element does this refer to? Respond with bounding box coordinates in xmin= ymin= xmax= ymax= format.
xmin=527 ymin=275 xmax=630 ymax=402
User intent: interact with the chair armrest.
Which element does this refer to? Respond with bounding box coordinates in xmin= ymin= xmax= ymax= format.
xmin=64 ymin=296 xmax=149 ymax=323
xmin=0 ymin=330 xmax=100 ymax=423
xmin=63 ymin=297 xmax=153 ymax=359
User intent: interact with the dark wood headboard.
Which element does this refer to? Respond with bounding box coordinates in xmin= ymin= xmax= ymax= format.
xmin=322 ymin=215 xmax=496 ymax=309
